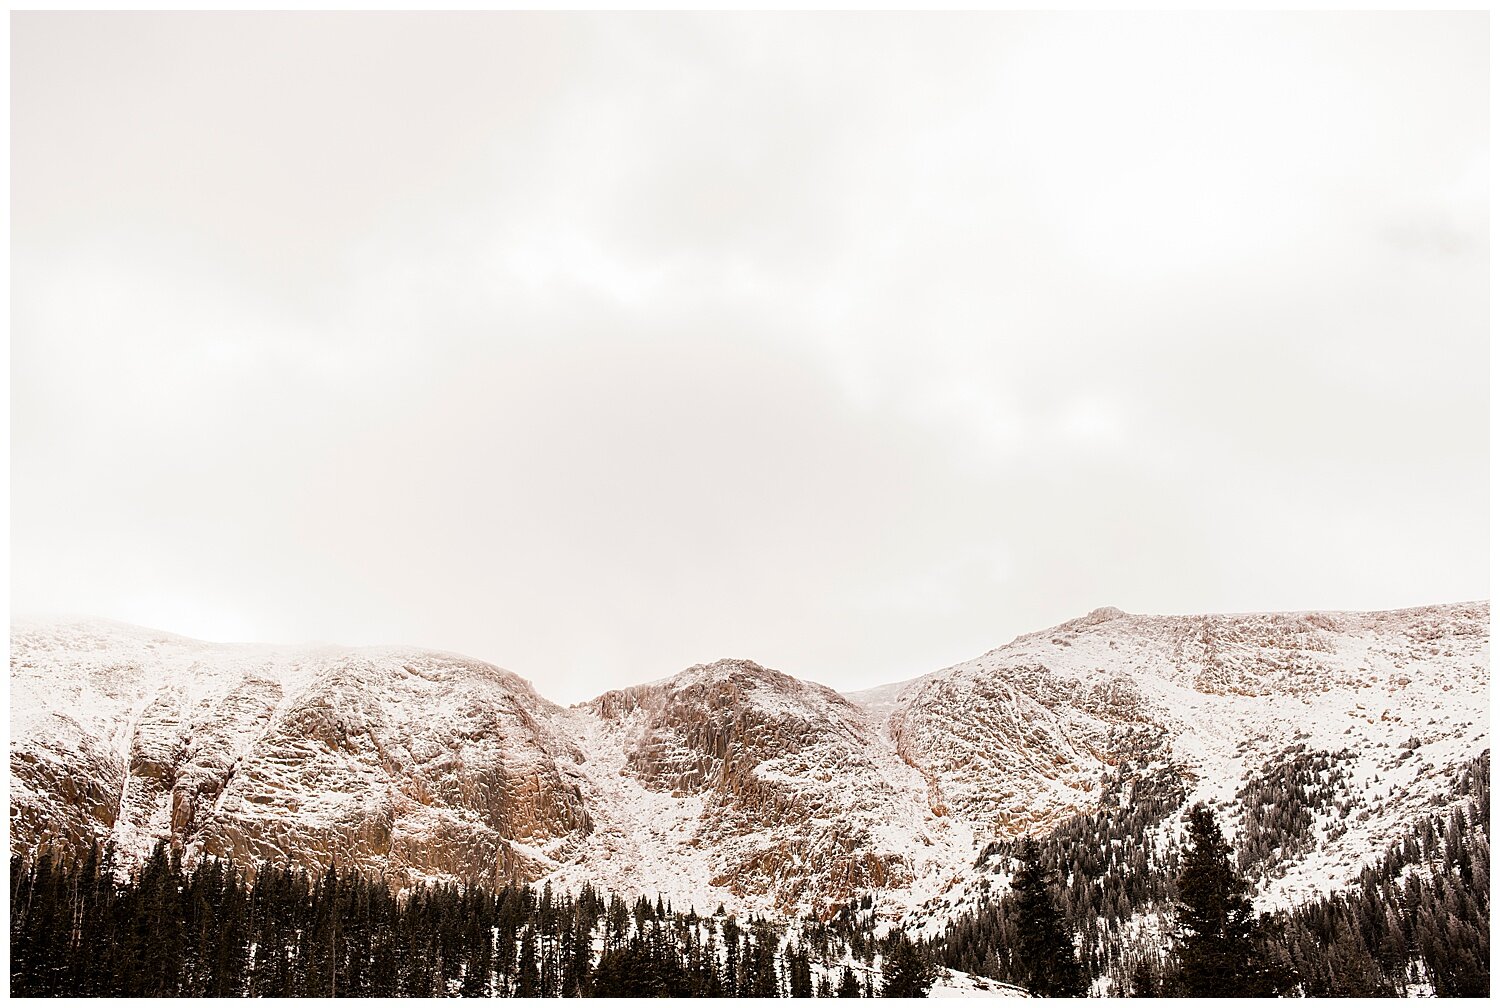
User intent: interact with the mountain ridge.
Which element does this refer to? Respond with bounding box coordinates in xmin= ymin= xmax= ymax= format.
xmin=9 ymin=600 xmax=1489 ymax=926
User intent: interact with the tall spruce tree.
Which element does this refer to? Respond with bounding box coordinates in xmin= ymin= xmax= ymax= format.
xmin=1172 ymin=803 xmax=1269 ymax=996
xmin=788 ymin=942 xmax=815 ymax=998
xmin=1011 ymin=835 xmax=1087 ymax=996
xmin=880 ymin=930 xmax=939 ymax=997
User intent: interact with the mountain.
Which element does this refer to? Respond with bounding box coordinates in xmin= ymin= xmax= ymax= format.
xmin=547 ymin=658 xmax=974 ymax=916
xmin=871 ymin=602 xmax=1489 ymax=915
xmin=10 ymin=617 xmax=592 ymax=888
xmin=9 ymin=602 xmax=1489 ymax=927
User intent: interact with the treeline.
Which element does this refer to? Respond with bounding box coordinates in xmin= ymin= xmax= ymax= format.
xmin=1276 ymin=754 xmax=1488 ymax=997
xmin=935 ymin=751 xmax=1490 ymax=998
xmin=1236 ymin=747 xmax=1352 ymax=876
xmin=10 ymin=843 xmax=939 ymax=998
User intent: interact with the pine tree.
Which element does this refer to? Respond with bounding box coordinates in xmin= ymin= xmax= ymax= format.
xmin=517 ymin=924 xmax=541 ymax=996
xmin=879 ymin=930 xmax=939 ymax=997
xmin=747 ymin=920 xmax=780 ymax=997
xmin=788 ymin=942 xmax=814 ymax=997
xmin=1010 ymin=835 xmax=1087 ymax=996
xmin=1172 ymin=803 xmax=1268 ymax=996
xmin=721 ymin=917 xmax=741 ymax=995
xmin=1128 ymin=957 xmax=1159 ymax=997
xmin=591 ymin=934 xmax=691 ymax=996
xmin=561 ymin=911 xmax=591 ymax=996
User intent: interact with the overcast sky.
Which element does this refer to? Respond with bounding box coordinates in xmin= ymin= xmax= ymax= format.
xmin=11 ymin=13 xmax=1488 ymax=703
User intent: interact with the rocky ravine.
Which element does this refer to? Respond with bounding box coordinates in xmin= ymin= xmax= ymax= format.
xmin=9 ymin=602 xmax=1489 ymax=920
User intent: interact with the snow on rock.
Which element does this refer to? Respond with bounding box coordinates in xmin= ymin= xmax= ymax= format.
xmin=864 ymin=602 xmax=1489 ymax=913
xmin=10 ymin=617 xmax=591 ymax=887
xmin=551 ymin=658 xmax=973 ymax=920
xmin=9 ymin=601 xmax=1489 ymax=927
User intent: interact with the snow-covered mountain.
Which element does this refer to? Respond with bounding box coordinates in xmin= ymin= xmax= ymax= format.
xmin=9 ymin=602 xmax=1489 ymax=924
xmin=865 ymin=602 xmax=1489 ymax=918
xmin=10 ymin=618 xmax=592 ymax=888
xmin=547 ymin=658 xmax=975 ymax=916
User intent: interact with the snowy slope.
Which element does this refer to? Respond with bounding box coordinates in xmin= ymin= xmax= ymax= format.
xmin=10 ymin=617 xmax=592 ymax=887
xmin=547 ymin=659 xmax=976 ymax=918
xmin=863 ymin=602 xmax=1489 ymax=914
xmin=9 ymin=602 xmax=1489 ymax=926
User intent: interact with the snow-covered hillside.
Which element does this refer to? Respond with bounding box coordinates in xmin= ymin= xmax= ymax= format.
xmin=548 ymin=658 xmax=975 ymax=917
xmin=9 ymin=602 xmax=1489 ymax=927
xmin=873 ymin=603 xmax=1488 ymax=914
xmin=10 ymin=617 xmax=591 ymax=888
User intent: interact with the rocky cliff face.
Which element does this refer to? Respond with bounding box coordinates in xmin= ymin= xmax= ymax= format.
xmin=10 ymin=619 xmax=592 ymax=888
xmin=10 ymin=602 xmax=1489 ymax=921
xmin=557 ymin=659 xmax=971 ymax=917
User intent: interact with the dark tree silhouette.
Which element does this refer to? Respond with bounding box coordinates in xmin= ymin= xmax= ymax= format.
xmin=1172 ymin=804 xmax=1267 ymax=996
xmin=880 ymin=930 xmax=939 ymax=997
xmin=1011 ymin=835 xmax=1087 ymax=996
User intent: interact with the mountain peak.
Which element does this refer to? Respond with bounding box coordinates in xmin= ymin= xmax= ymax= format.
xmin=1054 ymin=605 xmax=1130 ymax=631
xmin=679 ymin=656 xmax=779 ymax=680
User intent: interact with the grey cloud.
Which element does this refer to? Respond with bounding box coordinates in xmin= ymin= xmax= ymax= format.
xmin=11 ymin=12 xmax=1487 ymax=703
